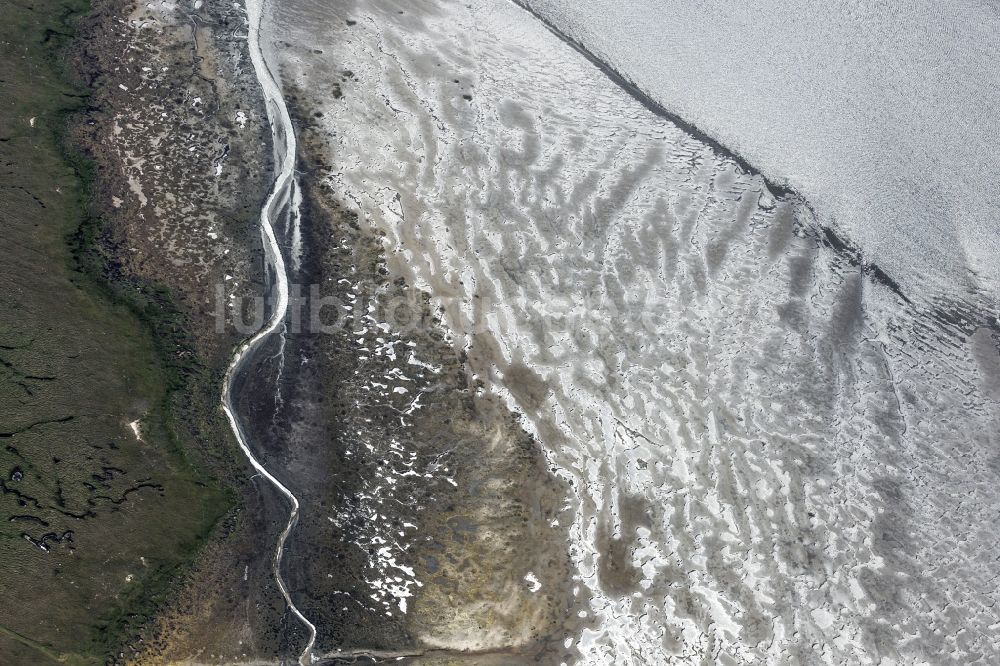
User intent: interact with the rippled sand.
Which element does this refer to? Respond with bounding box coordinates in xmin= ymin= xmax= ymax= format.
xmin=266 ymin=0 xmax=1000 ymax=662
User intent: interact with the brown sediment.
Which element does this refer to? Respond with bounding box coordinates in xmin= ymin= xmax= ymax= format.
xmin=256 ymin=88 xmax=589 ymax=663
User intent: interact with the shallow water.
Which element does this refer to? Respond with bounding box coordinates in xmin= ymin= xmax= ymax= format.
xmin=266 ymin=0 xmax=1000 ymax=662
xmin=519 ymin=0 xmax=1000 ymax=298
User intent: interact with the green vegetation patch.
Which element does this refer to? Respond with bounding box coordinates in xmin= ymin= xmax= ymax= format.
xmin=0 ymin=0 xmax=230 ymax=662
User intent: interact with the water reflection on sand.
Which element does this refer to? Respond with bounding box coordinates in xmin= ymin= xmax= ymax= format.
xmin=266 ymin=0 xmax=1000 ymax=662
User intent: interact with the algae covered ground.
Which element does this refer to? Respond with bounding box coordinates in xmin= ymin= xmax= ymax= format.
xmin=0 ymin=0 xmax=230 ymax=662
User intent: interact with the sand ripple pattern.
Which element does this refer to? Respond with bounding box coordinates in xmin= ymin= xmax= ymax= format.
xmin=267 ymin=0 xmax=1000 ymax=662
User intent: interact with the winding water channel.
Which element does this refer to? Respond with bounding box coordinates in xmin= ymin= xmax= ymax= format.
xmin=220 ymin=0 xmax=316 ymax=662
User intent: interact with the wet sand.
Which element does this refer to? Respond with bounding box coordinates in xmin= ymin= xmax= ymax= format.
xmin=262 ymin=0 xmax=1000 ymax=662
xmin=236 ymin=123 xmax=582 ymax=661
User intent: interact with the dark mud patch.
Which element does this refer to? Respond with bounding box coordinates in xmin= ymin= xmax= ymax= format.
xmin=234 ymin=99 xmax=589 ymax=661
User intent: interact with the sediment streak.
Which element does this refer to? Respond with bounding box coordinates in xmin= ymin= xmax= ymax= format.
xmin=221 ymin=0 xmax=316 ymax=662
